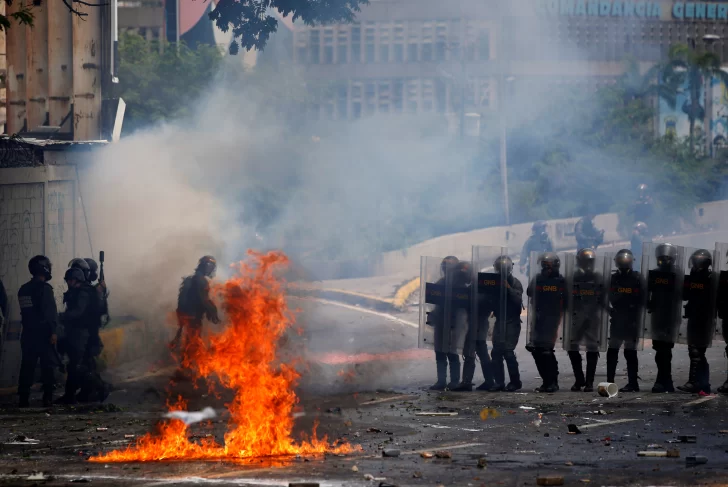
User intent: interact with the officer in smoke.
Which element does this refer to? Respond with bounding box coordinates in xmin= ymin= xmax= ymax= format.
xmin=566 ymin=249 xmax=605 ymax=392
xmin=606 ymin=249 xmax=642 ymax=392
xmin=453 ymin=260 xmax=494 ymax=392
xmin=631 ymin=222 xmax=649 ymax=265
xmin=520 ymin=221 xmax=553 ymax=277
xmin=56 ymin=267 xmax=100 ymax=404
xmin=428 ymin=256 xmax=463 ymax=391
xmin=646 ymin=243 xmax=680 ymax=393
xmin=489 ymin=256 xmax=524 ymax=392
xmin=678 ymin=249 xmax=714 ymax=394
xmin=632 ymin=183 xmax=655 ymax=229
xmin=173 ymin=256 xmax=220 ymax=364
xmin=526 ymin=252 xmax=565 ymax=393
xmin=574 ymin=214 xmax=605 ymax=250
xmin=17 ymin=256 xmax=59 ymax=408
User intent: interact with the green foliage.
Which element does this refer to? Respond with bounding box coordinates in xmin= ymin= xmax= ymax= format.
xmin=0 ymin=0 xmax=35 ymax=30
xmin=115 ymin=32 xmax=223 ymax=134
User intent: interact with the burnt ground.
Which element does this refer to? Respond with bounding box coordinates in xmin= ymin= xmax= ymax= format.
xmin=0 ymin=299 xmax=727 ymax=486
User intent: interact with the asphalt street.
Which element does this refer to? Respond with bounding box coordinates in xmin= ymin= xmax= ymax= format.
xmin=0 ymin=294 xmax=727 ymax=486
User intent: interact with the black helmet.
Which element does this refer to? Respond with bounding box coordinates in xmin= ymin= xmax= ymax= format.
xmin=84 ymin=258 xmax=99 ymax=282
xmin=440 ymin=256 xmax=459 ymax=276
xmin=539 ymin=232 xmax=549 ymax=244
xmin=638 ymin=183 xmax=648 ymax=196
xmin=454 ymin=261 xmax=472 ymax=285
xmin=576 ymin=248 xmax=597 ymax=271
xmin=689 ymin=249 xmax=712 ymax=271
xmin=633 ymin=221 xmax=648 ymax=233
xmin=196 ymin=255 xmax=217 ymax=277
xmin=68 ymin=258 xmax=91 ymax=282
xmin=493 ymin=255 xmax=513 ymax=276
xmin=614 ymin=249 xmax=634 ymax=271
xmin=655 ymin=243 xmax=677 ymax=268
xmin=28 ymin=255 xmax=52 ymax=280
xmin=64 ymin=267 xmax=86 ymax=284
xmin=533 ymin=220 xmax=547 ymax=233
xmin=539 ymin=252 xmax=560 ymax=272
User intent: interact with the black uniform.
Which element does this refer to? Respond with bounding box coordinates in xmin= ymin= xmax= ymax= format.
xmin=647 ymin=264 xmax=680 ymax=393
xmin=520 ymin=234 xmax=553 ymax=277
xmin=457 ymin=292 xmax=494 ymax=392
xmin=633 ymin=195 xmax=654 ymax=228
xmin=176 ymin=272 xmax=218 ymax=340
xmin=0 ymin=278 xmax=8 ymax=325
xmin=490 ymin=275 xmax=523 ymax=390
xmin=527 ymin=271 xmax=565 ymax=392
xmin=680 ymin=268 xmax=714 ymax=393
xmin=17 ymin=279 xmax=59 ymax=403
xmin=60 ymin=284 xmax=99 ymax=401
xmin=606 ymin=269 xmax=642 ymax=391
xmin=574 ymin=218 xmax=604 ymax=250
xmin=717 ymin=270 xmax=728 ymax=394
xmin=77 ymin=283 xmax=109 ymax=402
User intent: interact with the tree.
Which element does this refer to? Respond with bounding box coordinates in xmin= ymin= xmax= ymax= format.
xmin=209 ymin=0 xmax=368 ymax=54
xmin=0 ymin=0 xmax=34 ymax=30
xmin=115 ymin=32 xmax=223 ymax=134
xmin=662 ymin=43 xmax=728 ymax=151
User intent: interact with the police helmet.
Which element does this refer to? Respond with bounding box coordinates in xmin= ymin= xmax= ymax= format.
xmin=28 ymin=255 xmax=52 ymax=280
xmin=493 ymin=255 xmax=514 ymax=276
xmin=576 ymin=248 xmax=597 ymax=271
xmin=68 ymin=258 xmax=91 ymax=282
xmin=533 ymin=220 xmax=547 ymax=233
xmin=454 ymin=261 xmax=473 ymax=285
xmin=539 ymin=232 xmax=549 ymax=244
xmin=84 ymin=258 xmax=99 ymax=282
xmin=196 ymin=255 xmax=217 ymax=277
xmin=64 ymin=267 xmax=86 ymax=284
xmin=539 ymin=252 xmax=560 ymax=271
xmin=614 ymin=249 xmax=634 ymax=270
xmin=440 ymin=256 xmax=459 ymax=275
xmin=689 ymin=249 xmax=712 ymax=271
xmin=633 ymin=221 xmax=648 ymax=233
xmin=655 ymin=243 xmax=678 ymax=268
xmin=638 ymin=183 xmax=649 ymax=196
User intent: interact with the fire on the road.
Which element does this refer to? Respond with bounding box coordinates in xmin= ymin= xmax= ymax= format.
xmin=90 ymin=251 xmax=355 ymax=462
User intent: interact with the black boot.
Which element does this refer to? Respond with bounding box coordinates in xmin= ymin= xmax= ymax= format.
xmin=568 ymin=351 xmax=585 ymax=392
xmin=584 ymin=352 xmax=599 ymax=392
xmin=718 ymin=379 xmax=728 ymax=394
xmin=652 ymin=345 xmax=675 ymax=393
xmin=447 ymin=354 xmax=461 ymax=390
xmin=18 ymin=395 xmax=30 ymax=408
xmin=504 ymin=350 xmax=522 ymax=391
xmin=42 ymin=390 xmax=54 ymax=408
xmin=620 ymin=349 xmax=640 ymax=392
xmin=491 ymin=348 xmax=507 ymax=390
xmin=453 ymin=356 xmax=475 ymax=392
xmin=532 ymin=350 xmax=546 ymax=391
xmin=606 ymin=348 xmax=619 ymax=384
xmin=545 ymin=351 xmax=560 ymax=392
xmin=430 ymin=355 xmax=448 ymax=391
xmin=678 ymin=348 xmax=701 ymax=393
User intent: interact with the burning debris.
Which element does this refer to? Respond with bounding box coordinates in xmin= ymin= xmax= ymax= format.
xmin=90 ymin=251 xmax=355 ymax=462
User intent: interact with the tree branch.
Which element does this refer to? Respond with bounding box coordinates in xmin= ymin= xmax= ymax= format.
xmin=62 ymin=0 xmax=109 ymax=18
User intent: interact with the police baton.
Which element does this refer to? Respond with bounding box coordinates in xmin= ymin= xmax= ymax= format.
xmin=99 ymin=250 xmax=105 ymax=282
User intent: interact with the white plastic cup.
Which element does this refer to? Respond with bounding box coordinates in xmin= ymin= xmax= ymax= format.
xmin=597 ymin=382 xmax=618 ymax=398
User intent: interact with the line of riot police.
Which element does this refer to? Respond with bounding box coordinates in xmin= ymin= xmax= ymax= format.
xmin=16 ymin=254 xmax=110 ymax=407
xmin=419 ymin=241 xmax=728 ymax=395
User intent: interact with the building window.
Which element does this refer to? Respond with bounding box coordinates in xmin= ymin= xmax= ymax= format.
xmin=297 ymin=46 xmax=308 ymax=63
xmin=422 ymin=43 xmax=433 ymax=61
xmin=310 ymin=30 xmax=320 ymax=64
xmin=435 ymin=79 xmax=446 ymax=113
xmin=478 ymin=30 xmax=490 ymax=60
xmin=337 ymin=84 xmax=348 ymax=119
xmin=351 ymin=26 xmax=361 ymax=63
xmin=352 ymin=102 xmax=362 ymax=119
xmin=394 ymin=44 xmax=404 ymax=62
xmin=408 ymin=43 xmax=418 ymax=62
xmin=366 ymin=23 xmax=376 ymax=62
xmin=337 ymin=29 xmax=348 ymax=63
xmin=394 ymin=23 xmax=405 ymax=63
xmin=435 ymin=22 xmax=447 ymax=61
xmin=393 ymin=80 xmax=404 ymax=112
xmin=323 ymin=28 xmax=334 ymax=64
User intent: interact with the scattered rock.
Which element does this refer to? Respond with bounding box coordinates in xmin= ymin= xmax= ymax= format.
xmin=565 ymin=461 xmax=574 ymax=466
xmin=420 ymin=452 xmax=434 ymax=459
xmin=27 ymin=473 xmax=48 ymax=481
xmin=351 ymin=466 xmax=359 ymax=472
xmin=719 ymin=430 xmax=728 ymax=434
xmin=686 ymin=455 xmax=708 ymax=466
xmin=96 ymin=427 xmax=108 ymax=432
xmin=435 ymin=451 xmax=452 ymax=459
xmin=568 ymin=424 xmax=582 ymax=434
xmin=477 ymin=457 xmax=487 ymax=469
xmin=412 ymin=472 xmax=422 ymax=478
xmin=367 ymin=428 xmax=382 ymax=433
xmin=289 ymin=483 xmax=319 ymax=487
xmin=344 ymin=421 xmax=352 ymax=427
xmin=364 ymin=474 xmax=375 ymax=481
xmin=378 ymin=483 xmax=398 ymax=487
xmin=326 ymin=407 xmax=342 ymax=414
xmin=678 ymin=435 xmax=697 ymax=443
xmin=537 ymin=475 xmax=564 ymax=486
xmin=663 ymin=429 xmax=673 ymax=434
xmin=382 ymin=449 xmax=401 ymax=457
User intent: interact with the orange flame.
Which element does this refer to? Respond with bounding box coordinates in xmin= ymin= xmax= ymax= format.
xmin=90 ymin=251 xmax=354 ymax=462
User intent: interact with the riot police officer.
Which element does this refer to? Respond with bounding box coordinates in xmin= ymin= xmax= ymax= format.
xmin=606 ymin=250 xmax=642 ymax=392
xmin=68 ymin=258 xmax=91 ymax=282
xmin=56 ymin=267 xmax=99 ymax=404
xmin=574 ymin=214 xmax=605 ymax=250
xmin=17 ymin=256 xmax=59 ymax=408
xmin=647 ymin=243 xmax=680 ymax=393
xmin=428 ymin=256 xmax=462 ymax=391
xmin=631 ymin=222 xmax=649 ymax=265
xmin=566 ymin=249 xmax=605 ymax=392
xmin=0 ymin=276 xmax=7 ymax=329
xmin=526 ymin=252 xmax=565 ymax=393
xmin=632 ymin=183 xmax=655 ymax=229
xmin=489 ymin=256 xmax=524 ymax=392
xmin=520 ymin=221 xmax=554 ymax=277
xmin=678 ymin=249 xmax=715 ymax=394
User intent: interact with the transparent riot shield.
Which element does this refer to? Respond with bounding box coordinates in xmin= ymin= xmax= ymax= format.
xmin=563 ymin=253 xmax=609 ymax=352
xmin=641 ymin=242 xmax=685 ymax=344
xmin=605 ymin=252 xmax=645 ymax=351
xmin=418 ymin=256 xmax=471 ymax=355
xmin=714 ymin=243 xmax=728 ymax=344
xmin=677 ymin=247 xmax=717 ymax=347
xmin=526 ymin=251 xmax=567 ymax=349
xmin=472 ymin=246 xmax=510 ymax=347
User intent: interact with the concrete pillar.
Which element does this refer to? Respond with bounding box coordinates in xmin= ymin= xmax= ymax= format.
xmin=5 ymin=1 xmax=27 ymax=134
xmin=73 ymin=1 xmax=103 ymax=140
xmin=25 ymin=1 xmax=49 ymax=131
xmin=48 ymin=1 xmax=73 ymax=131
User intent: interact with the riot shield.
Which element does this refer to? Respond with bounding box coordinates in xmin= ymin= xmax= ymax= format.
xmin=418 ymin=256 xmax=471 ymax=355
xmin=472 ymin=246 xmax=510 ymax=347
xmin=563 ymin=253 xmax=609 ymax=352
xmin=526 ymin=251 xmax=567 ymax=349
xmin=714 ymin=243 xmax=728 ymax=344
xmin=605 ymin=252 xmax=645 ymax=351
xmin=640 ymin=242 xmax=685 ymax=344
xmin=678 ymin=247 xmax=717 ymax=347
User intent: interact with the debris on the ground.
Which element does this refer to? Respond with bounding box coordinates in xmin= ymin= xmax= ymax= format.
xmin=720 ymin=430 xmax=728 ymax=434
xmin=164 ymin=407 xmax=216 ymax=426
xmin=638 ymin=449 xmax=680 ymax=457
xmin=508 ymin=410 xmax=517 ymax=414
xmin=367 ymin=427 xmax=382 ymax=433
xmin=435 ymin=450 xmax=452 ymax=459
xmin=420 ymin=452 xmax=434 ymax=459
xmin=678 ymin=435 xmax=697 ymax=443
xmin=382 ymin=449 xmax=401 ymax=457
xmin=351 ymin=466 xmax=359 ymax=472
xmin=479 ymin=408 xmax=500 ymax=420
xmin=565 ymin=461 xmax=574 ymax=466
xmin=378 ymin=483 xmax=398 ymax=487
xmin=568 ymin=424 xmax=582 ymax=434
xmin=532 ymin=413 xmax=543 ymax=427
xmin=686 ymin=455 xmax=708 ymax=466
xmin=647 ymin=444 xmax=663 ymax=449
xmin=363 ymin=474 xmax=375 ymax=481
xmin=519 ymin=406 xmax=536 ymax=410
xmin=477 ymin=457 xmax=487 ymax=469
xmin=69 ymin=480 xmax=90 ymax=484
xmin=96 ymin=427 xmax=108 ymax=432
xmin=4 ymin=435 xmax=40 ymax=445
xmin=415 ymin=412 xmax=458 ymax=417
xmin=344 ymin=420 xmax=352 ymax=427
xmin=289 ymin=483 xmax=319 ymax=487
xmin=27 ymin=472 xmax=48 ymax=481
xmin=537 ymin=475 xmax=565 ymax=486
xmin=326 ymin=407 xmax=342 ymax=414
xmin=662 ymin=430 xmax=673 ymax=434
xmin=124 ymin=434 xmax=135 ymax=439
xmin=412 ymin=472 xmax=422 ymax=478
